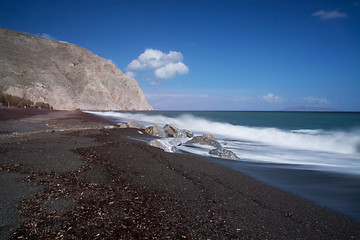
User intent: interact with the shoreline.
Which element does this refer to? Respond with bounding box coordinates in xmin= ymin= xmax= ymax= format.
xmin=1 ymin=108 xmax=359 ymax=239
xmin=91 ymin=110 xmax=360 ymax=222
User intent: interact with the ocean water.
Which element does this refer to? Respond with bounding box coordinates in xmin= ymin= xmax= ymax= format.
xmin=87 ymin=111 xmax=360 ymax=221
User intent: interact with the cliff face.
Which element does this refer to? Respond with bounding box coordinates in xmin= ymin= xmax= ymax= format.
xmin=0 ymin=28 xmax=153 ymax=110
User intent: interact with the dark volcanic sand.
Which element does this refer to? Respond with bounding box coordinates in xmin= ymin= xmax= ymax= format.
xmin=0 ymin=109 xmax=359 ymax=239
xmin=0 ymin=108 xmax=57 ymax=121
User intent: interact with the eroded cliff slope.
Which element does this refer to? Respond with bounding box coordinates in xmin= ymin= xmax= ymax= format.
xmin=0 ymin=28 xmax=152 ymax=110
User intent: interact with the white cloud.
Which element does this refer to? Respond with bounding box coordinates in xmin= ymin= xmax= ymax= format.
xmin=125 ymin=71 xmax=135 ymax=78
xmin=106 ymin=59 xmax=117 ymax=66
xmin=154 ymin=62 xmax=189 ymax=79
xmin=303 ymin=96 xmax=329 ymax=104
xmin=35 ymin=33 xmax=57 ymax=40
xmin=312 ymin=10 xmax=347 ymax=19
xmin=262 ymin=93 xmax=283 ymax=103
xmin=150 ymin=81 xmax=161 ymax=86
xmin=125 ymin=49 xmax=189 ymax=80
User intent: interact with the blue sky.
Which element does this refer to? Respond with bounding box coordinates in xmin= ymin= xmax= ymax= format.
xmin=1 ymin=0 xmax=359 ymax=110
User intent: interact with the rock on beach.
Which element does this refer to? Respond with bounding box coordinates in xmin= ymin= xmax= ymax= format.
xmin=121 ymin=122 xmax=240 ymax=160
xmin=149 ymin=139 xmax=176 ymax=153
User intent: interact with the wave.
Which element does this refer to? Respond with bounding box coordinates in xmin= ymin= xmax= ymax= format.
xmin=88 ymin=111 xmax=360 ymax=155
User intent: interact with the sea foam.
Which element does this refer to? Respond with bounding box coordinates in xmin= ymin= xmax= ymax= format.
xmin=89 ymin=111 xmax=360 ymax=155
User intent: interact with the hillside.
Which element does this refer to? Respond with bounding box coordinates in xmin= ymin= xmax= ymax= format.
xmin=0 ymin=28 xmax=152 ymax=110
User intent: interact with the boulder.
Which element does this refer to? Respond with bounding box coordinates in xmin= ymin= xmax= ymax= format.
xmin=149 ymin=139 xmax=176 ymax=153
xmin=180 ymin=129 xmax=194 ymax=138
xmin=209 ymin=148 xmax=240 ymax=160
xmin=203 ymin=134 xmax=215 ymax=140
xmin=163 ymin=124 xmax=193 ymax=138
xmin=118 ymin=123 xmax=128 ymax=128
xmin=127 ymin=121 xmax=145 ymax=129
xmin=174 ymin=130 xmax=187 ymax=138
xmin=169 ymin=138 xmax=183 ymax=146
xmin=164 ymin=124 xmax=179 ymax=137
xmin=145 ymin=125 xmax=166 ymax=137
xmin=185 ymin=136 xmax=222 ymax=148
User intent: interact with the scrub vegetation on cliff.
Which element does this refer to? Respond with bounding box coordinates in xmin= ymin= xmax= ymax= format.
xmin=0 ymin=92 xmax=53 ymax=109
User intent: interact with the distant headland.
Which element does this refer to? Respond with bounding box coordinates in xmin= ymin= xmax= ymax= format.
xmin=280 ymin=106 xmax=341 ymax=112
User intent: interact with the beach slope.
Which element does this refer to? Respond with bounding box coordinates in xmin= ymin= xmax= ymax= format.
xmin=0 ymin=109 xmax=359 ymax=239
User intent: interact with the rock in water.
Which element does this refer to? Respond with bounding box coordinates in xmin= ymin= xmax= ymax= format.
xmin=127 ymin=121 xmax=145 ymax=129
xmin=203 ymin=134 xmax=215 ymax=140
xmin=169 ymin=138 xmax=183 ymax=146
xmin=163 ymin=124 xmax=193 ymax=138
xmin=118 ymin=123 xmax=128 ymax=128
xmin=0 ymin=28 xmax=153 ymax=110
xmin=180 ymin=129 xmax=194 ymax=138
xmin=164 ymin=124 xmax=180 ymax=137
xmin=209 ymin=148 xmax=240 ymax=160
xmin=145 ymin=125 xmax=166 ymax=137
xmin=185 ymin=136 xmax=222 ymax=148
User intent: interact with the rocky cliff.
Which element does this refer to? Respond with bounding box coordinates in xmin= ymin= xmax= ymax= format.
xmin=0 ymin=28 xmax=153 ymax=110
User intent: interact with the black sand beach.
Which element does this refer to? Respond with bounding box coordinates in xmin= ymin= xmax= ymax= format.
xmin=1 ymin=109 xmax=359 ymax=239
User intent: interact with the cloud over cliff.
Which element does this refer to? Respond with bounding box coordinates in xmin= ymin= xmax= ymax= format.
xmin=125 ymin=49 xmax=189 ymax=80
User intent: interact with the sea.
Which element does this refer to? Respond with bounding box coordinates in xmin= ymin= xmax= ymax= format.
xmin=87 ymin=111 xmax=360 ymax=221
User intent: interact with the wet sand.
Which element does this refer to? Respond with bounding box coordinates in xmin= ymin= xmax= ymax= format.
xmin=0 ymin=108 xmax=359 ymax=239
